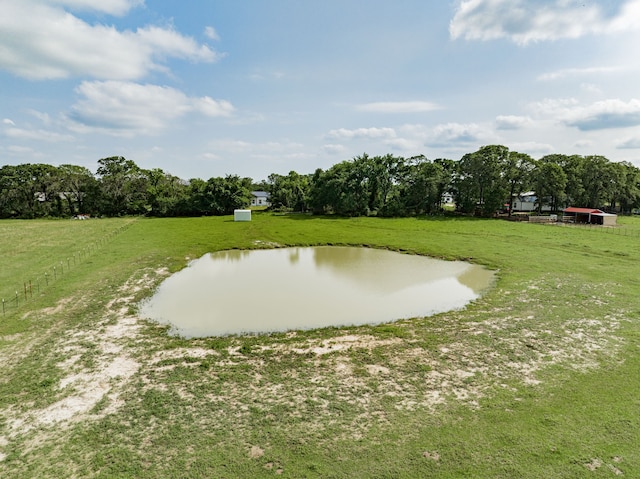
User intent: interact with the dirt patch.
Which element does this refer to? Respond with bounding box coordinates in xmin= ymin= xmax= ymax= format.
xmin=2 ymin=269 xmax=169 ymax=440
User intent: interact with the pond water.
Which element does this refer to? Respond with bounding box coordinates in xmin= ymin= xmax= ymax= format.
xmin=139 ymin=246 xmax=494 ymax=338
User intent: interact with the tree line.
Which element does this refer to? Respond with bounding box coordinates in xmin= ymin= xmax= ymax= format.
xmin=1 ymin=146 xmax=639 ymax=219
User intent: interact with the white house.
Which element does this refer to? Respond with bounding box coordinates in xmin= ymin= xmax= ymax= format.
xmin=511 ymin=192 xmax=551 ymax=212
xmin=251 ymin=191 xmax=271 ymax=207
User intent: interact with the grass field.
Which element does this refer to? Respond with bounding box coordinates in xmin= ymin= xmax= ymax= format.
xmin=0 ymin=213 xmax=639 ymax=478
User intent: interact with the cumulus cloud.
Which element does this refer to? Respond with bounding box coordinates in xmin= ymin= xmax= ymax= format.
xmin=356 ymin=101 xmax=441 ymax=114
xmin=495 ymin=115 xmax=533 ymax=130
xmin=326 ymin=127 xmax=397 ymax=140
xmin=0 ymin=0 xmax=220 ymax=80
xmin=3 ymin=119 xmax=15 ymax=126
xmin=529 ymin=97 xmax=640 ymax=130
xmin=568 ymin=99 xmax=640 ymax=130
xmin=67 ymin=81 xmax=234 ymax=136
xmin=450 ymin=0 xmax=640 ymax=45
xmin=426 ymin=122 xmax=494 ymax=147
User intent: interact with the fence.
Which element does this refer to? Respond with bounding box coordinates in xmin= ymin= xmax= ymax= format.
xmin=537 ymin=220 xmax=640 ymax=239
xmin=1 ymin=221 xmax=134 ymax=315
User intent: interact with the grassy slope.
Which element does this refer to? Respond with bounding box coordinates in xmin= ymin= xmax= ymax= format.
xmin=0 ymin=213 xmax=639 ymax=478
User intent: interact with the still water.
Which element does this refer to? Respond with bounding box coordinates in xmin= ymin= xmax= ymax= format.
xmin=139 ymin=247 xmax=494 ymax=338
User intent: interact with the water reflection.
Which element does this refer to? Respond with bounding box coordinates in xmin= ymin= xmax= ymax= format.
xmin=139 ymin=247 xmax=494 ymax=338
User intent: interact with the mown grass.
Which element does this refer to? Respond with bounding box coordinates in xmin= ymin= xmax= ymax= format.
xmin=0 ymin=213 xmax=639 ymax=478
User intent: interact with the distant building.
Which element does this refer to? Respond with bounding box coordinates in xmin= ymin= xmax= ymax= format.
xmin=511 ymin=192 xmax=551 ymax=212
xmin=251 ymin=191 xmax=271 ymax=207
xmin=562 ymin=207 xmax=617 ymax=226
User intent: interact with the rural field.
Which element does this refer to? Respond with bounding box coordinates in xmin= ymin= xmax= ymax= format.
xmin=0 ymin=214 xmax=639 ymax=478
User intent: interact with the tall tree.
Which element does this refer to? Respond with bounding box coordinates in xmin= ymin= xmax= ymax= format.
xmin=532 ymin=161 xmax=567 ymax=213
xmin=144 ymin=168 xmax=189 ymax=217
xmin=267 ymin=171 xmax=311 ymax=212
xmin=58 ymin=164 xmax=99 ymax=215
xmin=504 ymin=151 xmax=535 ymax=216
xmin=456 ymin=145 xmax=509 ymax=216
xmin=96 ymin=156 xmax=148 ymax=216
xmin=205 ymin=175 xmax=253 ymax=215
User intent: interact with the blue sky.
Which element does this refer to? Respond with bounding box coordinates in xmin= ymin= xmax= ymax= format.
xmin=2 ymin=0 xmax=640 ymax=181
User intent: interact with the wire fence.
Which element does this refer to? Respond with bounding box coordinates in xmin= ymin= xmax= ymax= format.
xmin=1 ymin=221 xmax=134 ymax=315
xmin=548 ymin=221 xmax=640 ymax=238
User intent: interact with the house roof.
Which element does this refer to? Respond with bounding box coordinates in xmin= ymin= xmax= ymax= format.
xmin=251 ymin=191 xmax=270 ymax=198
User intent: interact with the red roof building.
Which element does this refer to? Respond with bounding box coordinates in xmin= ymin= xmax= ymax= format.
xmin=563 ymin=207 xmax=617 ymax=225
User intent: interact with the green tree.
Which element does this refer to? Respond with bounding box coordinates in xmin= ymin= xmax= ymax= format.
xmin=267 ymin=171 xmax=311 ymax=212
xmin=96 ymin=156 xmax=148 ymax=216
xmin=456 ymin=145 xmax=509 ymax=216
xmin=532 ymin=161 xmax=567 ymax=213
xmin=205 ymin=175 xmax=253 ymax=215
xmin=383 ymin=156 xmax=444 ymax=216
xmin=57 ymin=164 xmax=99 ymax=216
xmin=504 ymin=152 xmax=535 ymax=216
xmin=144 ymin=168 xmax=189 ymax=217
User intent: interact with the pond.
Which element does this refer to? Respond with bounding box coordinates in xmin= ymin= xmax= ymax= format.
xmin=139 ymin=246 xmax=494 ymax=338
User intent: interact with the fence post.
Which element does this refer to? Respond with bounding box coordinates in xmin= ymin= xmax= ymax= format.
xmin=15 ymin=291 xmax=18 ymax=307
xmin=24 ymin=282 xmax=28 ymax=301
xmin=2 ymin=299 xmax=5 ymax=315
xmin=29 ymin=280 xmax=33 ymax=298
xmin=45 ymin=272 xmax=48 ymax=286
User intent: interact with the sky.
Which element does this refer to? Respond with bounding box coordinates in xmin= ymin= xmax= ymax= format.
xmin=1 ymin=0 xmax=640 ymax=182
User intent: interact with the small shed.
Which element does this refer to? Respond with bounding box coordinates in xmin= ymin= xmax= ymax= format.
xmin=562 ymin=207 xmax=617 ymax=226
xmin=234 ymin=209 xmax=252 ymax=222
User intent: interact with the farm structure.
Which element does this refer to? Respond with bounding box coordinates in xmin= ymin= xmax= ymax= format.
xmin=562 ymin=207 xmax=617 ymax=226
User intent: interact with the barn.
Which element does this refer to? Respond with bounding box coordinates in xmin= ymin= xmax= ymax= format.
xmin=562 ymin=207 xmax=617 ymax=226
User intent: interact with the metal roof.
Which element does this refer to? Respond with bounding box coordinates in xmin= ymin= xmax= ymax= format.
xmin=251 ymin=191 xmax=270 ymax=198
xmin=563 ymin=207 xmax=604 ymax=214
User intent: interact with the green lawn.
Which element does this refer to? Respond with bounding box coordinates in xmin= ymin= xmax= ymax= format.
xmin=0 ymin=213 xmax=639 ymax=478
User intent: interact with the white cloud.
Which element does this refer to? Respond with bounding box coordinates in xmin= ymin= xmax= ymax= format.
xmin=3 ymin=119 xmax=15 ymax=126
xmin=5 ymin=127 xmax=74 ymax=142
xmin=7 ymin=145 xmax=37 ymax=154
xmin=529 ymin=97 xmax=640 ymax=130
xmin=322 ymin=144 xmax=346 ymax=155
xmin=537 ymin=66 xmax=623 ymax=81
xmin=384 ymin=138 xmax=423 ymax=151
xmin=204 ymin=26 xmax=220 ymax=41
xmin=450 ymin=0 xmax=640 ymax=45
xmin=356 ymin=101 xmax=441 ymax=114
xmin=426 ymin=122 xmax=494 ymax=147
xmin=326 ymin=127 xmax=397 ymax=140
xmin=495 ymin=115 xmax=533 ymax=130
xmin=568 ymin=99 xmax=640 ymax=130
xmin=0 ymin=0 xmax=220 ymax=80
xmin=67 ymin=81 xmax=234 ymax=136
xmin=49 ymin=0 xmax=144 ymax=16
